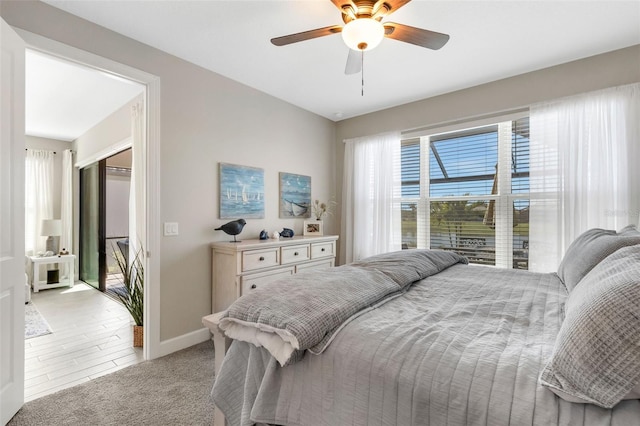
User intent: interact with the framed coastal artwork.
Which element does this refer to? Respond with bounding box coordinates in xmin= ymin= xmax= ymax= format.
xmin=219 ymin=163 xmax=265 ymax=219
xmin=279 ymin=172 xmax=311 ymax=218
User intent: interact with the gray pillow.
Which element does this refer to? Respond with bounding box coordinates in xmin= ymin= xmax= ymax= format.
xmin=557 ymin=228 xmax=640 ymax=292
xmin=618 ymin=224 xmax=640 ymax=236
xmin=350 ymin=249 xmax=468 ymax=289
xmin=540 ymin=245 xmax=640 ymax=408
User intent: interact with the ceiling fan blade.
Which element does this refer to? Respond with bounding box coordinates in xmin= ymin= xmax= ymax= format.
xmin=383 ymin=22 xmax=450 ymax=50
xmin=372 ymin=0 xmax=412 ymax=20
xmin=345 ymin=49 xmax=361 ymax=75
xmin=271 ymin=25 xmax=343 ymax=46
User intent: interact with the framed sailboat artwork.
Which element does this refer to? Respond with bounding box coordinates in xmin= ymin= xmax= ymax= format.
xmin=219 ymin=163 xmax=265 ymax=219
xmin=279 ymin=172 xmax=311 ymax=218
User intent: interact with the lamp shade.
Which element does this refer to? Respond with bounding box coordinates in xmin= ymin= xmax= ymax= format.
xmin=341 ymin=18 xmax=385 ymax=51
xmin=41 ymin=219 xmax=62 ymax=236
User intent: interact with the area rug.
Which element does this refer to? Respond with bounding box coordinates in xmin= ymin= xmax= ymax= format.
xmin=24 ymin=302 xmax=52 ymax=339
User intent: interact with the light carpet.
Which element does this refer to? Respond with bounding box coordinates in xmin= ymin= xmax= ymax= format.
xmin=8 ymin=340 xmax=216 ymax=426
xmin=24 ymin=302 xmax=52 ymax=339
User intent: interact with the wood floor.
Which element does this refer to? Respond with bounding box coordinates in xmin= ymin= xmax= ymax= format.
xmin=24 ymin=282 xmax=144 ymax=402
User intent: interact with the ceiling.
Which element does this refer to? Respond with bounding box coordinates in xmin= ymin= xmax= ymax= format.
xmin=26 ymin=50 xmax=144 ymax=141
xmin=37 ymin=0 xmax=640 ymax=124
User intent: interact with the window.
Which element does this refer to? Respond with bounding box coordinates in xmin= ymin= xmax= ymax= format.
xmin=401 ymin=117 xmax=530 ymax=269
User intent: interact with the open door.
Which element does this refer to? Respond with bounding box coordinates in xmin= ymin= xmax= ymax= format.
xmin=0 ymin=18 xmax=26 ymax=424
xmin=79 ymin=160 xmax=106 ymax=291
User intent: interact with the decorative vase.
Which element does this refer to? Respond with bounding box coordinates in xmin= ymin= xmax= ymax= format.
xmin=133 ymin=325 xmax=143 ymax=347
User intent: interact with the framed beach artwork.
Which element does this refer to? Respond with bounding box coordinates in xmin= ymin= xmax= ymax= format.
xmin=279 ymin=172 xmax=311 ymax=218
xmin=303 ymin=220 xmax=323 ymax=236
xmin=219 ymin=163 xmax=265 ymax=219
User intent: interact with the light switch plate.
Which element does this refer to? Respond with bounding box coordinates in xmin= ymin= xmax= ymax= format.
xmin=164 ymin=222 xmax=179 ymax=236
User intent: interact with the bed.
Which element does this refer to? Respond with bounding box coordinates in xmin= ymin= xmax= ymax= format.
xmin=203 ymin=226 xmax=640 ymax=426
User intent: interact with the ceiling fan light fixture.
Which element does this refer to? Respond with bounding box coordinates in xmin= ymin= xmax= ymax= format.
xmin=341 ymin=18 xmax=384 ymax=51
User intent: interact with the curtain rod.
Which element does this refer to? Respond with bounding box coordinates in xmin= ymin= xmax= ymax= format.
xmin=24 ymin=149 xmax=75 ymax=154
xmin=401 ymin=107 xmax=529 ymax=140
xmin=25 ymin=149 xmax=56 ymax=154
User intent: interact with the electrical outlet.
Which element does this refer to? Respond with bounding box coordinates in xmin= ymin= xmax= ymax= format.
xmin=164 ymin=222 xmax=179 ymax=236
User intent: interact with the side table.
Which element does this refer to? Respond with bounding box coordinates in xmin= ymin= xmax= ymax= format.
xmin=28 ymin=254 xmax=76 ymax=293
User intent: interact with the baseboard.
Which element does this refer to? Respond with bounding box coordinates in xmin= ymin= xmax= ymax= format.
xmin=157 ymin=327 xmax=211 ymax=358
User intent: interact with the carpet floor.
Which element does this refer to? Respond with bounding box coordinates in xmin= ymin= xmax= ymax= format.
xmin=9 ymin=340 xmax=216 ymax=426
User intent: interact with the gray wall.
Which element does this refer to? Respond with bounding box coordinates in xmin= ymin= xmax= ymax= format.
xmin=74 ymin=93 xmax=142 ymax=166
xmin=2 ymin=1 xmax=336 ymax=342
xmin=335 ymin=44 xmax=640 ymax=263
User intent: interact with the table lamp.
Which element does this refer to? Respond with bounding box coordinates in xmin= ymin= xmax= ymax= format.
xmin=41 ymin=219 xmax=62 ymax=254
xmin=41 ymin=219 xmax=61 ymax=283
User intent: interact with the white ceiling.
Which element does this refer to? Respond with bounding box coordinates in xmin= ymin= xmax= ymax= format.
xmin=26 ymin=50 xmax=144 ymax=141
xmin=38 ymin=0 xmax=640 ymax=124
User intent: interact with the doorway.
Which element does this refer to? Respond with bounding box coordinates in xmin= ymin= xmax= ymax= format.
xmin=105 ymin=150 xmax=132 ymax=298
xmin=20 ymin=43 xmax=156 ymax=403
xmin=3 ymin=24 xmax=161 ymax=418
xmin=14 ymin=30 xmax=160 ymax=411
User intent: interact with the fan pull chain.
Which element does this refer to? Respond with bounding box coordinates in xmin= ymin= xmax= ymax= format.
xmin=361 ymin=50 xmax=365 ymax=96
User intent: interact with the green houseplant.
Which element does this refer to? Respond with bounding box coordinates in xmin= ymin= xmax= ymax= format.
xmin=113 ymin=243 xmax=144 ymax=347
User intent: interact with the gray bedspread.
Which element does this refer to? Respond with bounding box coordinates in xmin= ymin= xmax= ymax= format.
xmin=212 ymin=264 xmax=640 ymax=426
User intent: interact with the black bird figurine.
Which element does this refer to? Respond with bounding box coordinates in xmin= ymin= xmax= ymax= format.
xmin=215 ymin=219 xmax=246 ymax=243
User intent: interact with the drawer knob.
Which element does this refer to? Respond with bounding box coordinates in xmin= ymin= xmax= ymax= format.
xmin=251 ymin=284 xmax=257 ymax=289
xmin=294 ymin=252 xmax=299 ymax=256
xmin=259 ymin=256 xmax=265 ymax=261
xmin=321 ymin=248 xmax=326 ymax=252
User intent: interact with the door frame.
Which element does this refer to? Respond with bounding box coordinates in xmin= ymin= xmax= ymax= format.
xmin=17 ymin=28 xmax=162 ymax=360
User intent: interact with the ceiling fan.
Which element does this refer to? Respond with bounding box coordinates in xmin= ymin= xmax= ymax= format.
xmin=271 ymin=0 xmax=450 ymax=75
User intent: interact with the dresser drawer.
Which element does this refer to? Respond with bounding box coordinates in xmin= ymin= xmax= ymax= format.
xmin=311 ymin=241 xmax=335 ymax=259
xmin=212 ymin=235 xmax=338 ymax=312
xmin=296 ymin=259 xmax=334 ymax=273
xmin=242 ymin=248 xmax=279 ymax=272
xmin=281 ymin=244 xmax=310 ymax=264
xmin=241 ymin=267 xmax=294 ymax=294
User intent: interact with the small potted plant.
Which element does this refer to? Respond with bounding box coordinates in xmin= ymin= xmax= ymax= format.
xmin=113 ymin=243 xmax=144 ymax=347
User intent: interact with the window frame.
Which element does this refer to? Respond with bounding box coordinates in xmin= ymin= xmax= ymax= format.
xmin=401 ymin=113 xmax=530 ymax=269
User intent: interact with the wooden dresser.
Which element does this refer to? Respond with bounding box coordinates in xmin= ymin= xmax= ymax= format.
xmin=211 ymin=235 xmax=339 ymax=312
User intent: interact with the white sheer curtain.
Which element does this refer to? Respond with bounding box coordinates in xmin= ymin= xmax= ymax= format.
xmin=60 ymin=150 xmax=73 ymax=252
xmin=60 ymin=149 xmax=74 ymax=276
xmin=25 ymin=149 xmax=54 ymax=256
xmin=529 ymin=83 xmax=640 ymax=272
xmin=129 ymin=102 xmax=145 ymax=257
xmin=341 ymin=131 xmax=402 ymax=263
